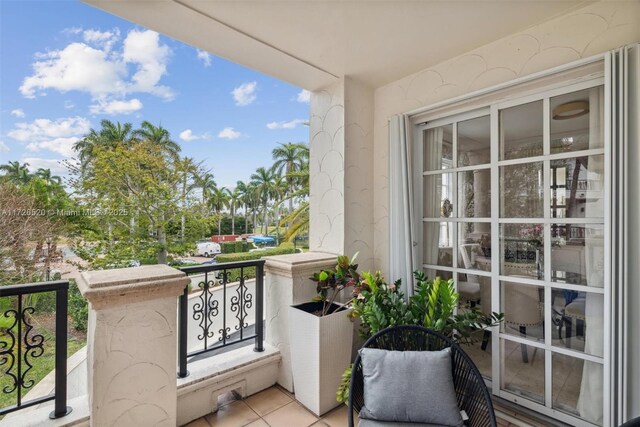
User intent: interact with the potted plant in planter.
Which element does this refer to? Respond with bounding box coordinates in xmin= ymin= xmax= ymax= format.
xmin=288 ymin=254 xmax=359 ymax=416
xmin=336 ymin=271 xmax=504 ymax=403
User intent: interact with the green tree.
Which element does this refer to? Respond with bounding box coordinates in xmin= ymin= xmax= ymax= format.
xmin=209 ymin=186 xmax=229 ymax=236
xmin=225 ymin=187 xmax=242 ymax=235
xmin=74 ymin=120 xmax=136 ymax=170
xmin=272 ymin=143 xmax=308 ymax=226
xmin=0 ymin=161 xmax=31 ymax=184
xmin=250 ymin=167 xmax=277 ymax=235
xmin=175 ymin=157 xmax=202 ymax=241
xmin=35 ymin=168 xmax=62 ymax=186
xmin=196 ymin=172 xmax=217 ymax=208
xmin=133 ymin=120 xmax=181 ymax=159
xmin=280 ymin=164 xmax=309 ymax=242
xmin=79 ymin=141 xmax=182 ymax=264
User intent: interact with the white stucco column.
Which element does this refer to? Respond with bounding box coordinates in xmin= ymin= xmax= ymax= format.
xmin=309 ymin=77 xmax=375 ymax=271
xmin=263 ymin=252 xmax=337 ymax=392
xmin=77 ymin=265 xmax=190 ymax=427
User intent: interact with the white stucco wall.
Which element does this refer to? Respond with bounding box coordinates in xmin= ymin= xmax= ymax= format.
xmin=372 ymin=0 xmax=640 ymax=277
xmin=310 ymin=77 xmax=375 ymax=270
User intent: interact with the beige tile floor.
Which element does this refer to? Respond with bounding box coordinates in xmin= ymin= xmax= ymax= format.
xmin=184 ymin=385 xmax=528 ymax=427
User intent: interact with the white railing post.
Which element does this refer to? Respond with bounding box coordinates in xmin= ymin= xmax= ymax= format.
xmin=77 ymin=265 xmax=189 ymax=426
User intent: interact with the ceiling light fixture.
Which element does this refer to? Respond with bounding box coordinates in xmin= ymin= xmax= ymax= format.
xmin=552 ymin=101 xmax=589 ymax=120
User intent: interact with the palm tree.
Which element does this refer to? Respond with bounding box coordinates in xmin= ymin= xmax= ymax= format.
xmin=272 ymin=143 xmax=309 ymax=225
xmin=35 ymin=168 xmax=62 ymax=186
xmin=175 ymin=157 xmax=202 ymax=241
xmin=196 ymin=172 xmax=217 ymax=209
xmin=250 ymin=167 xmax=277 ymax=235
xmin=225 ymin=187 xmax=242 ymax=235
xmin=209 ymin=186 xmax=229 ymax=236
xmin=133 ymin=121 xmax=181 ymax=159
xmin=271 ymin=174 xmax=288 ymax=244
xmin=0 ymin=161 xmax=31 ymax=184
xmin=280 ymin=166 xmax=309 ymax=242
xmin=74 ymin=120 xmax=135 ymax=169
xmin=235 ymin=180 xmax=250 ymax=234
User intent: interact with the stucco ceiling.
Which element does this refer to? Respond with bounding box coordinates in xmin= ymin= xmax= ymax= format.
xmin=84 ymin=0 xmax=591 ymax=90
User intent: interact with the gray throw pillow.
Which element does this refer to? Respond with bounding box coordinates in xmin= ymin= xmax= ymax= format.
xmin=359 ymin=347 xmax=463 ymax=427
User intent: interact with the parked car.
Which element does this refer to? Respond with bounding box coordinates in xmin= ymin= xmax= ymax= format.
xmin=195 ymin=241 xmax=221 ymax=257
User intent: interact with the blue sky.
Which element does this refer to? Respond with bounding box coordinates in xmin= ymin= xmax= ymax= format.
xmin=0 ymin=0 xmax=310 ymax=188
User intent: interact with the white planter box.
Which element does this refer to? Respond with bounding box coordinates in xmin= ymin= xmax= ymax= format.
xmin=289 ymin=301 xmax=354 ymax=416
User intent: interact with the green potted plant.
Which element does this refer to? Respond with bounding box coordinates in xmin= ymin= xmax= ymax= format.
xmin=336 ymin=270 xmax=503 ymax=403
xmin=288 ymin=254 xmax=359 ymax=416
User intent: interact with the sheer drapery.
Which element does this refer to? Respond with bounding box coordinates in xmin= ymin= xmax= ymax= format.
xmin=389 ymin=115 xmax=416 ymax=295
xmin=577 ymin=86 xmax=605 ymax=425
xmin=423 ymin=128 xmax=443 ymax=269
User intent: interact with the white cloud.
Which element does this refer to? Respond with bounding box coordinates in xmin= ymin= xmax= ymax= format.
xmin=8 ymin=116 xmax=90 ymax=157
xmin=0 ymin=141 xmax=9 ymax=153
xmin=232 ymin=81 xmax=257 ymax=106
xmin=89 ymin=98 xmax=142 ymax=115
xmin=179 ymin=129 xmax=210 ymax=142
xmin=8 ymin=117 xmax=90 ymax=142
xmin=22 ymin=158 xmax=70 ymax=175
xmin=64 ymin=100 xmax=75 ymax=109
xmin=26 ymin=137 xmax=78 ymax=157
xmin=196 ymin=49 xmax=212 ymax=67
xmin=218 ymin=127 xmax=241 ymax=140
xmin=266 ymin=118 xmax=308 ymax=130
xmin=63 ymin=27 xmax=83 ymax=36
xmin=83 ymin=28 xmax=120 ymax=51
xmin=123 ymin=29 xmax=174 ymax=100
xmin=20 ymin=42 xmax=126 ymax=98
xmin=19 ymin=28 xmax=174 ymax=110
xmin=297 ymin=89 xmax=311 ymax=103
xmin=11 ymin=109 xmax=25 ymax=118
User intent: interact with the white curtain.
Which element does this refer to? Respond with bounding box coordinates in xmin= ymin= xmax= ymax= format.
xmin=577 ymin=86 xmax=605 ymax=425
xmin=389 ymin=115 xmax=416 ymax=295
xmin=423 ymin=128 xmax=444 ymax=268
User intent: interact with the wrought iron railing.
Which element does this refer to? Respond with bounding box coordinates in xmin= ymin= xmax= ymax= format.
xmin=0 ymin=280 xmax=71 ymax=418
xmin=177 ymin=260 xmax=265 ymax=378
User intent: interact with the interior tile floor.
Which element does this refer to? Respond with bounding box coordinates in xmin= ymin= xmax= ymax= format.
xmin=183 ymin=385 xmax=536 ymax=427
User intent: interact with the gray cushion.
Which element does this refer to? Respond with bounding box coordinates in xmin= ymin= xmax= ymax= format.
xmin=359 ymin=348 xmax=463 ymax=427
xmin=358 ymin=419 xmax=443 ymax=427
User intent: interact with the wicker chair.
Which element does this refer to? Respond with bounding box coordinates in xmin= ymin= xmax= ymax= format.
xmin=620 ymin=416 xmax=640 ymax=427
xmin=348 ymin=325 xmax=496 ymax=427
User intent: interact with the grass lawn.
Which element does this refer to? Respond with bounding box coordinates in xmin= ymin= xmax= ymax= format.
xmin=0 ymin=315 xmax=86 ymax=411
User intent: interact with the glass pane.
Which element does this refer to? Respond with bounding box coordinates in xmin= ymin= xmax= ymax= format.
xmin=550 ymin=155 xmax=604 ymax=219
xmin=458 ymin=115 xmax=490 ymax=167
xmin=500 ymin=224 xmax=544 ymax=279
xmin=500 ymin=100 xmax=543 ymax=160
xmin=458 ymin=169 xmax=491 ymax=218
xmin=552 ymin=353 xmax=603 ymax=425
xmin=501 ymin=338 xmax=545 ymax=404
xmin=551 ymin=224 xmax=604 ymax=287
xmin=422 ymin=268 xmax=440 ymax=282
xmin=500 ymin=162 xmax=543 ymax=218
xmin=424 ymin=125 xmax=453 ymax=171
xmin=550 ymin=86 xmax=604 ymax=154
xmin=551 ymin=290 xmax=604 ymax=357
xmin=459 ymin=281 xmax=493 ymax=380
xmin=458 ymin=223 xmax=491 ymax=271
xmin=423 ymin=222 xmax=453 ymax=267
xmin=423 ymin=173 xmax=454 ymax=218
xmin=500 ymin=281 xmax=544 ymax=343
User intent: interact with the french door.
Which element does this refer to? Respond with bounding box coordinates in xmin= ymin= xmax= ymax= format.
xmin=415 ymin=78 xmax=608 ymax=426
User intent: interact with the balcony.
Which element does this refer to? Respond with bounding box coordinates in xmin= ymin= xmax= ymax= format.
xmin=0 ymin=252 xmax=574 ymax=427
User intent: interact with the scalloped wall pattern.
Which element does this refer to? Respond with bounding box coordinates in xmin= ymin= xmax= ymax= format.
xmin=310 ymin=77 xmax=375 ymax=271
